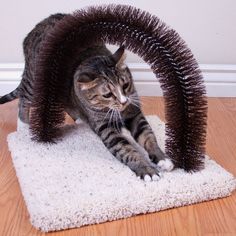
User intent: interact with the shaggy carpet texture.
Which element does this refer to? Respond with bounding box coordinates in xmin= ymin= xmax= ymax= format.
xmin=7 ymin=116 xmax=236 ymax=232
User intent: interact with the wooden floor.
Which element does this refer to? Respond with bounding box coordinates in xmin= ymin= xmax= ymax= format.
xmin=0 ymin=97 xmax=235 ymax=236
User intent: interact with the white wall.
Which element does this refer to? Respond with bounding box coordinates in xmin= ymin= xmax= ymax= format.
xmin=0 ymin=0 xmax=236 ymax=64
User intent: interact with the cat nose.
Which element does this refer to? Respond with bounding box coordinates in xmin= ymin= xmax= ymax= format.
xmin=117 ymin=88 xmax=127 ymax=104
xmin=120 ymin=95 xmax=127 ymax=104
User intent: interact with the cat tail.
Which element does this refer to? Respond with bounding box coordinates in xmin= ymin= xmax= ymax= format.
xmin=0 ymin=87 xmax=19 ymax=104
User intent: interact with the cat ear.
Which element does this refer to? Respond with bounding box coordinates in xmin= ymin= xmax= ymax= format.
xmin=112 ymin=45 xmax=126 ymax=67
xmin=75 ymin=74 xmax=100 ymax=90
xmin=77 ymin=74 xmax=91 ymax=83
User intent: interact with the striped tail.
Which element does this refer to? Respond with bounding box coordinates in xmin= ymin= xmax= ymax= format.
xmin=0 ymin=88 xmax=19 ymax=104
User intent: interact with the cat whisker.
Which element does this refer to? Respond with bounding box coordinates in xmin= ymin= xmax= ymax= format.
xmin=114 ymin=109 xmax=120 ymax=132
xmin=103 ymin=107 xmax=112 ymax=122
xmin=128 ymin=97 xmax=141 ymax=109
xmin=130 ymin=99 xmax=141 ymax=104
xmin=108 ymin=109 xmax=115 ymax=128
xmin=117 ymin=109 xmax=124 ymax=127
xmin=114 ymin=109 xmax=118 ymax=131
xmin=130 ymin=101 xmax=140 ymax=108
xmin=129 ymin=95 xmax=143 ymax=104
xmin=130 ymin=95 xmax=142 ymax=101
xmin=128 ymin=96 xmax=146 ymax=108
xmin=111 ymin=109 xmax=116 ymax=130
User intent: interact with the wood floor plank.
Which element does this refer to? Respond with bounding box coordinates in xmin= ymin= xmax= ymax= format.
xmin=0 ymin=98 xmax=235 ymax=236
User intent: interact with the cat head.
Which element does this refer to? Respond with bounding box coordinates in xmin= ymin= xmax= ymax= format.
xmin=74 ymin=46 xmax=139 ymax=112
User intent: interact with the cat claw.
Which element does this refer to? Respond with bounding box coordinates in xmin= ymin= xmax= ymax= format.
xmin=144 ymin=175 xmax=151 ymax=182
xmin=152 ymin=174 xmax=160 ymax=181
xmin=144 ymin=174 xmax=160 ymax=182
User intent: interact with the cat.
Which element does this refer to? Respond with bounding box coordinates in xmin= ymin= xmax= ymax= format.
xmin=0 ymin=13 xmax=174 ymax=181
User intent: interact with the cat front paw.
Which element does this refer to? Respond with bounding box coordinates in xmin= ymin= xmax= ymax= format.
xmin=157 ymin=159 xmax=174 ymax=172
xmin=130 ymin=162 xmax=161 ymax=182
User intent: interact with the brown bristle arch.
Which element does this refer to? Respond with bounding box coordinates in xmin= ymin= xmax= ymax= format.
xmin=30 ymin=4 xmax=208 ymax=172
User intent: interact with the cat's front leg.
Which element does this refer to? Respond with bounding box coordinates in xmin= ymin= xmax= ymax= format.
xmin=125 ymin=111 xmax=174 ymax=172
xmin=94 ymin=123 xmax=161 ymax=181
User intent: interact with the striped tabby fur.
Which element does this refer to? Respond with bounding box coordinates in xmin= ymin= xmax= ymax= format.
xmin=0 ymin=13 xmax=173 ymax=180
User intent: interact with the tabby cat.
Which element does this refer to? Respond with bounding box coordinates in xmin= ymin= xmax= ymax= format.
xmin=0 ymin=13 xmax=174 ymax=181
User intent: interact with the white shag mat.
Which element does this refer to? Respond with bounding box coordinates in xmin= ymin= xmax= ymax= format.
xmin=7 ymin=116 xmax=236 ymax=232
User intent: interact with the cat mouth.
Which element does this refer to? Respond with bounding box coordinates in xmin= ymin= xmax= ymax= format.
xmin=119 ymin=101 xmax=129 ymax=111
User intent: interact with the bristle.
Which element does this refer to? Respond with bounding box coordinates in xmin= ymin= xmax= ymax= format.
xmin=30 ymin=4 xmax=207 ymax=171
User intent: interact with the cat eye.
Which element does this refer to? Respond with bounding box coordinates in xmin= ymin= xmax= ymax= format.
xmin=123 ymin=82 xmax=129 ymax=90
xmin=103 ymin=92 xmax=113 ymax=98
